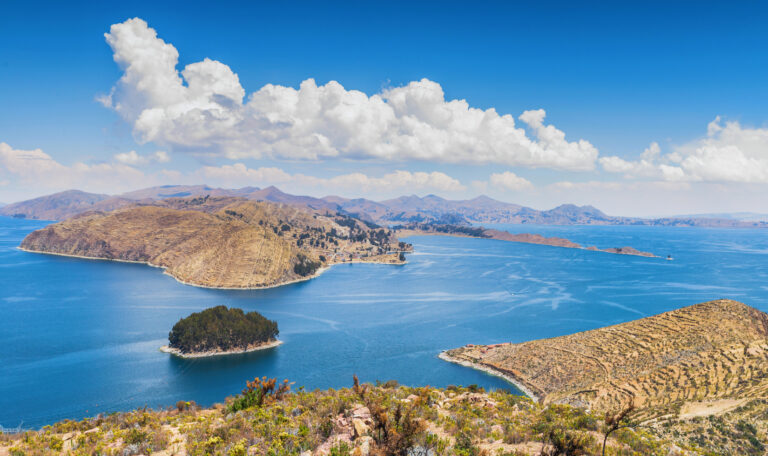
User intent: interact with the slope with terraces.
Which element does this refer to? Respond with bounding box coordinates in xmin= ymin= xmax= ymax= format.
xmin=444 ymin=299 xmax=768 ymax=422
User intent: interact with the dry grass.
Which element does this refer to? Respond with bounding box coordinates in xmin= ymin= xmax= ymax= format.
xmin=0 ymin=382 xmax=688 ymax=456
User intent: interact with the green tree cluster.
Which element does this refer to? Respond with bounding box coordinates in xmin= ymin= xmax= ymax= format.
xmin=168 ymin=306 xmax=278 ymax=354
xmin=294 ymin=254 xmax=321 ymax=276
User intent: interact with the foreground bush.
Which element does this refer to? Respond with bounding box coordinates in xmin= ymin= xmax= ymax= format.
xmin=0 ymin=379 xmax=697 ymax=456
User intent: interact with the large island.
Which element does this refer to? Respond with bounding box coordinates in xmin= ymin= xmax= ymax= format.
xmin=19 ymin=196 xmax=412 ymax=289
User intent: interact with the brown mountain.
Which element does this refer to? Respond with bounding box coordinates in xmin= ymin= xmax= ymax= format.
xmin=0 ymin=186 xmax=343 ymax=221
xmin=20 ymin=198 xmax=408 ymax=289
xmin=0 ymin=190 xmax=133 ymax=221
xmin=245 ymin=186 xmax=339 ymax=212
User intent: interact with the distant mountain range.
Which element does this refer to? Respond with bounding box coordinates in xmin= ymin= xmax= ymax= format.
xmin=2 ymin=184 xmax=767 ymax=228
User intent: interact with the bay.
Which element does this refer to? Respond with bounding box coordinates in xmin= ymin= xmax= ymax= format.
xmin=2 ymin=216 xmax=768 ymax=428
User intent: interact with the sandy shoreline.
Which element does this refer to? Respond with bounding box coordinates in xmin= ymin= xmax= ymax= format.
xmin=18 ymin=247 xmax=404 ymax=290
xmin=438 ymin=351 xmax=540 ymax=402
xmin=159 ymin=340 xmax=283 ymax=358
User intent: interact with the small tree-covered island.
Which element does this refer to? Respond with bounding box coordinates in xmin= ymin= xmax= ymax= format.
xmin=160 ymin=306 xmax=280 ymax=358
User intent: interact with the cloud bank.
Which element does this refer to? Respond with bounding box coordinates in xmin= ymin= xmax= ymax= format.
xmin=0 ymin=142 xmax=148 ymax=194
xmin=600 ymin=117 xmax=768 ymax=183
xmin=0 ymin=142 xmax=467 ymax=200
xmin=198 ymin=164 xmax=465 ymax=193
xmin=113 ymin=150 xmax=170 ymax=165
xmin=100 ymin=18 xmax=599 ymax=171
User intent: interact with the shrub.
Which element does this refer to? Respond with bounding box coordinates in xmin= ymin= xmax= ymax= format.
xmin=227 ymin=377 xmax=291 ymax=413
xmin=454 ymin=428 xmax=480 ymax=456
xmin=545 ymin=428 xmax=594 ymax=456
xmin=329 ymin=442 xmax=351 ymax=456
xmin=228 ymin=439 xmax=247 ymax=456
xmin=124 ymin=428 xmax=147 ymax=445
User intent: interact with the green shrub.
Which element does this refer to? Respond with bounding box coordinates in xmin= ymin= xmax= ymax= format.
xmin=329 ymin=442 xmax=351 ymax=456
xmin=125 ymin=428 xmax=148 ymax=445
xmin=227 ymin=377 xmax=291 ymax=413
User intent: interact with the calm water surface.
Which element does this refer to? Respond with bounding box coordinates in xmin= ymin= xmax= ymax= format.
xmin=2 ymin=216 xmax=768 ymax=427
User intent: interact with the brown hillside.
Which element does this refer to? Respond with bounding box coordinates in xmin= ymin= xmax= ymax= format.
xmin=20 ymin=199 xmax=409 ymax=289
xmin=445 ymin=299 xmax=768 ymax=421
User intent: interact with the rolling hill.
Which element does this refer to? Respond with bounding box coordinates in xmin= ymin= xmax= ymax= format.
xmin=20 ymin=197 xmax=408 ymax=289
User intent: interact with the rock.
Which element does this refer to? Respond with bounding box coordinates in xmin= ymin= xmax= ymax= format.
xmin=407 ymin=446 xmax=435 ymax=456
xmin=352 ymin=404 xmax=371 ymax=421
xmin=355 ymin=436 xmax=373 ymax=456
xmin=352 ymin=418 xmax=370 ymax=439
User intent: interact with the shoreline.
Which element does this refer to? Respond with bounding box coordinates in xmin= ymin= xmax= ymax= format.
xmin=438 ymin=351 xmax=540 ymax=403
xmin=18 ymin=247 xmax=404 ymax=290
xmin=159 ymin=339 xmax=283 ymax=358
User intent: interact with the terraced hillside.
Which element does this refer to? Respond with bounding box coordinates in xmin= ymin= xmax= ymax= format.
xmin=20 ymin=198 xmax=409 ymax=289
xmin=444 ymin=299 xmax=768 ymax=422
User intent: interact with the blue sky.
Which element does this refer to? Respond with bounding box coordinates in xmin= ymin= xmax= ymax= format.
xmin=1 ymin=1 xmax=768 ymax=215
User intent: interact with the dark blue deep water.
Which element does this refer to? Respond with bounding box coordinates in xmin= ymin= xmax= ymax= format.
xmin=2 ymin=216 xmax=768 ymax=428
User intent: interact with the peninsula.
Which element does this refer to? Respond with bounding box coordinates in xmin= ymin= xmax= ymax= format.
xmin=396 ymin=223 xmax=657 ymax=257
xmin=19 ymin=197 xmax=411 ymax=289
xmin=161 ymin=306 xmax=280 ymax=358
xmin=442 ymin=299 xmax=768 ymax=454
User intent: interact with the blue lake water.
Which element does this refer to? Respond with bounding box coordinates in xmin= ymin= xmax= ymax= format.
xmin=2 ymin=216 xmax=768 ymax=428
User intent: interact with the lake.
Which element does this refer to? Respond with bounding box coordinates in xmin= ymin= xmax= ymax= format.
xmin=2 ymin=216 xmax=768 ymax=428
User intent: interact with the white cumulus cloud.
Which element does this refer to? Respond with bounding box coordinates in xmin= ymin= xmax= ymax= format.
xmin=600 ymin=117 xmax=768 ymax=183
xmin=489 ymin=171 xmax=533 ymax=190
xmin=0 ymin=142 xmax=156 ymax=198
xmin=114 ymin=150 xmax=170 ymax=165
xmin=101 ymin=18 xmax=599 ymax=171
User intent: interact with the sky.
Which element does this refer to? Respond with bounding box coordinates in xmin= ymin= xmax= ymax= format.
xmin=1 ymin=1 xmax=768 ymax=216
